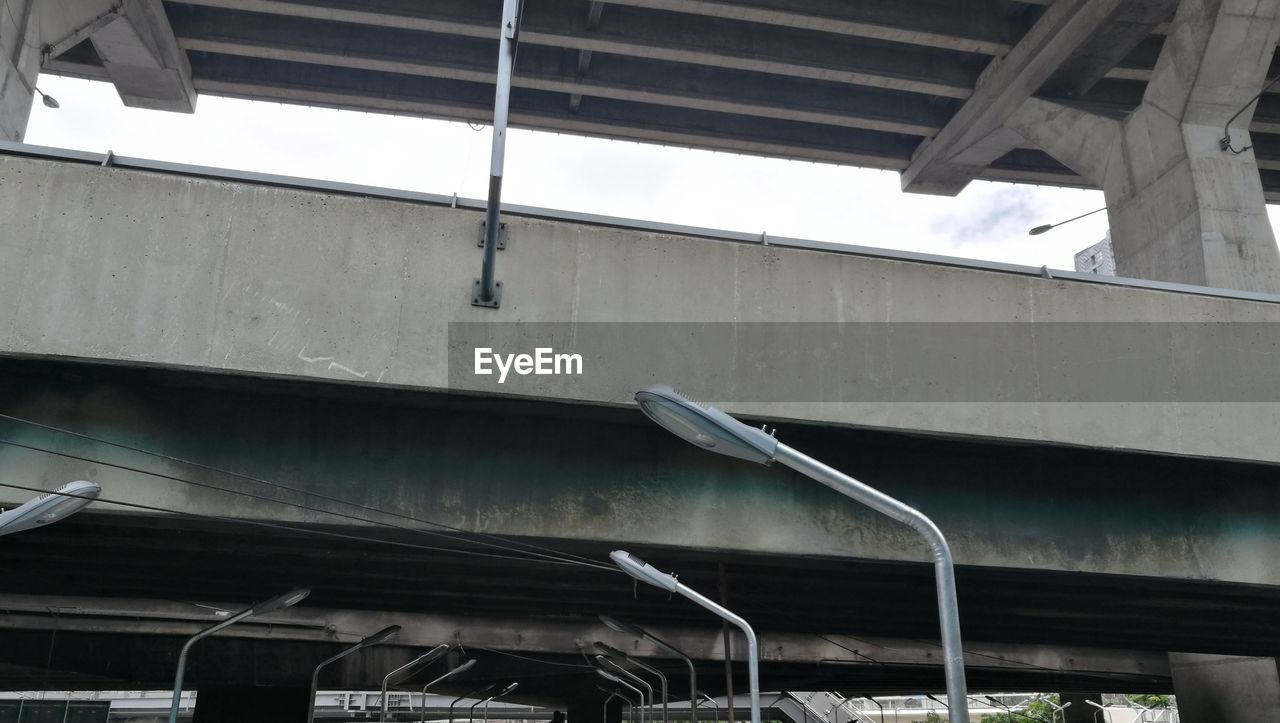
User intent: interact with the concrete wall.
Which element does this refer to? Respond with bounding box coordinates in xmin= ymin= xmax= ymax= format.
xmin=2 ymin=154 xmax=1280 ymax=467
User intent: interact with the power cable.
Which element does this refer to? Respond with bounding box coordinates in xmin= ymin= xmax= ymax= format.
xmin=0 ymin=479 xmax=596 ymax=567
xmin=0 ymin=413 xmax=611 ymax=571
xmin=0 ymin=436 xmax=614 ymax=572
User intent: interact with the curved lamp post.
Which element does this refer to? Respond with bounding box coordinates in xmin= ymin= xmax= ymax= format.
xmin=469 ymin=682 xmax=518 ymax=723
xmin=0 ymin=480 xmax=100 ymax=538
xmin=597 ymin=686 xmax=634 ymax=723
xmin=609 ymin=551 xmax=759 ymax=723
xmin=449 ymin=683 xmax=497 ymax=723
xmin=379 ymin=645 xmax=450 ymax=723
xmin=696 ymin=692 xmax=720 ymax=723
xmin=308 ymin=625 xmax=402 ymax=723
xmin=597 ymin=670 xmax=644 ymax=723
xmin=633 ymin=384 xmax=969 ymax=721
xmin=167 ymin=588 xmax=311 ymax=723
xmin=595 ymin=642 xmax=668 ymax=723
xmin=600 ymin=615 xmax=697 ymax=723
xmin=419 ymin=659 xmax=477 ymax=723
xmin=596 ymin=656 xmax=653 ymax=723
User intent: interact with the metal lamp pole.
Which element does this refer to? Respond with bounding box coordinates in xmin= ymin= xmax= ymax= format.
xmin=600 ymin=616 xmax=697 ymax=723
xmin=596 ymin=656 xmax=653 ymax=723
xmin=610 ymin=552 xmax=760 ymax=723
xmin=379 ymin=645 xmax=449 ymax=723
xmin=419 ymin=659 xmax=477 ymax=723
xmin=596 ymin=642 xmax=669 ymax=723
xmin=308 ymin=625 xmax=401 ymax=723
xmin=634 ymin=385 xmax=968 ymax=721
xmin=167 ymin=589 xmax=310 ymax=723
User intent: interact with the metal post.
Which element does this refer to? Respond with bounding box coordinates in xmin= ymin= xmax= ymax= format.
xmin=599 ymin=658 xmax=651 ymax=723
xmin=473 ymin=0 xmax=523 ymax=308
xmin=698 ymin=693 xmax=720 ymax=723
xmin=167 ymin=607 xmax=257 ymax=723
xmin=772 ymin=443 xmax=968 ymax=721
xmin=668 ymin=586 xmax=759 ymax=723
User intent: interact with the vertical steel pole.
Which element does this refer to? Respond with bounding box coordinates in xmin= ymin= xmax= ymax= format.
xmin=772 ymin=443 xmax=969 ymax=722
xmin=475 ymin=0 xmax=521 ymax=307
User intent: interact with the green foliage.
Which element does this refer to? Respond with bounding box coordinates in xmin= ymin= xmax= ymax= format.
xmin=1125 ymin=694 xmax=1171 ymax=708
xmin=977 ymin=694 xmax=1059 ymax=723
xmin=923 ymin=713 xmax=944 ymax=723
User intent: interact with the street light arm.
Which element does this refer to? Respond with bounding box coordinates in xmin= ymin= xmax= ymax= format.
xmin=771 ymin=442 xmax=968 ymax=722
xmin=665 ymin=583 xmax=760 ymax=723
xmin=167 ymin=607 xmax=257 ymax=723
xmin=641 ymin=631 xmax=696 ymax=723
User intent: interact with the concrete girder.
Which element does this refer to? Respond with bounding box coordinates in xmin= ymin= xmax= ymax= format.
xmin=88 ymin=0 xmax=196 ymax=113
xmin=1010 ymin=0 xmax=1280 ymax=292
xmin=176 ymin=0 xmax=980 ymax=100
xmin=900 ymin=0 xmax=1176 ymax=196
xmin=0 ymin=593 xmax=1172 ymax=679
xmin=172 ymin=37 xmax=948 ymax=138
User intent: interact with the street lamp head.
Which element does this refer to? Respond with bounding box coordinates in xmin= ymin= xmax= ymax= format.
xmin=496 ymin=682 xmax=519 ymax=697
xmin=599 ymin=615 xmax=646 ymax=638
xmin=634 ymin=385 xmax=777 ymax=465
xmin=1028 ymin=224 xmax=1054 ymax=236
xmin=447 ymin=659 xmax=477 ymax=676
xmin=0 ymin=480 xmax=100 ymax=538
xmin=359 ymin=625 xmax=402 ymax=648
xmin=251 ymin=588 xmax=310 ymax=616
xmin=593 ymin=641 xmax=631 ymax=662
xmin=610 ymin=550 xmax=678 ymax=593
xmin=597 ymin=670 xmax=623 ymax=685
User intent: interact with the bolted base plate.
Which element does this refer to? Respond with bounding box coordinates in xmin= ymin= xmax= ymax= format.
xmin=478 ymin=220 xmax=508 ymax=249
xmin=471 ymin=279 xmax=502 ymax=308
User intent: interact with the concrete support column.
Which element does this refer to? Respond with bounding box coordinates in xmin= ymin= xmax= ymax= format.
xmin=1010 ymin=0 xmax=1280 ymax=292
xmin=0 ymin=0 xmax=40 ymax=142
xmin=568 ymin=697 xmax=623 ymax=723
xmin=1169 ymin=653 xmax=1280 ymax=722
xmin=190 ymin=686 xmax=311 ymax=723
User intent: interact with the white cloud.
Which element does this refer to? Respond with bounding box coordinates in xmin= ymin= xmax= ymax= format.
xmin=27 ymin=74 xmax=1123 ymax=269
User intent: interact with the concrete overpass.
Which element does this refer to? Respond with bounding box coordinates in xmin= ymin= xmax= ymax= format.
xmin=1 ymin=145 xmax=1279 ymax=721
xmin=5 ymin=0 xmax=1280 ymax=291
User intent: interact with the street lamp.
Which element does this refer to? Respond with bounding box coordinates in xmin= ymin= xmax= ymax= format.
xmin=419 ymin=659 xmax=477 ymax=723
xmin=1027 ymin=206 xmax=1106 ymax=235
xmin=596 ymin=656 xmax=653 ymax=723
xmin=609 ymin=551 xmax=760 ymax=723
xmin=597 ymin=670 xmax=644 ymax=723
xmin=167 ymin=588 xmax=311 ymax=723
xmin=379 ymin=645 xmax=450 ymax=723
xmin=308 ymin=625 xmax=402 ymax=723
xmin=595 ymin=642 xmax=668 ymax=723
xmin=469 ymin=682 xmax=518 ymax=723
xmin=597 ymin=686 xmax=634 ymax=723
xmin=0 ymin=480 xmax=100 ymax=537
xmin=634 ymin=384 xmax=969 ymax=721
xmin=600 ymin=615 xmax=697 ymax=723
xmin=449 ymin=683 xmax=496 ymax=723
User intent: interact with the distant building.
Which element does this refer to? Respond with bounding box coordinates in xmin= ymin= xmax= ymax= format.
xmin=1074 ymin=233 xmax=1115 ymax=275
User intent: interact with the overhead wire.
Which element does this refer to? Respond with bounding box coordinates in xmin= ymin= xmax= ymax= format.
xmin=0 ymin=412 xmax=613 ymax=571
xmin=0 ymin=479 xmax=594 ymax=567
xmin=0 ymin=436 xmax=614 ymax=572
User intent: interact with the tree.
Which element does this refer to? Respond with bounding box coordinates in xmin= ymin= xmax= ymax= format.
xmin=977 ymin=694 xmax=1058 ymax=722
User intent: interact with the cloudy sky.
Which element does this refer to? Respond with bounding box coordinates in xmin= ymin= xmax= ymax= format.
xmin=26 ymin=74 xmax=1124 ymax=270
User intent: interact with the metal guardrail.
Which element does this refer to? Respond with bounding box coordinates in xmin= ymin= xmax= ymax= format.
xmin=2 ymin=140 xmax=1279 ymax=307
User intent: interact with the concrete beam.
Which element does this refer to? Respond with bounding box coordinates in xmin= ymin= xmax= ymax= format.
xmin=901 ymin=0 xmax=1160 ymax=196
xmin=177 ymin=0 xmax=978 ymax=99
xmin=90 ymin=0 xmax=196 ymax=112
xmin=3 ymin=152 xmax=1280 ymax=468
xmin=173 ymin=37 xmax=946 ymax=138
xmin=0 ymin=593 xmax=1172 ymax=678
